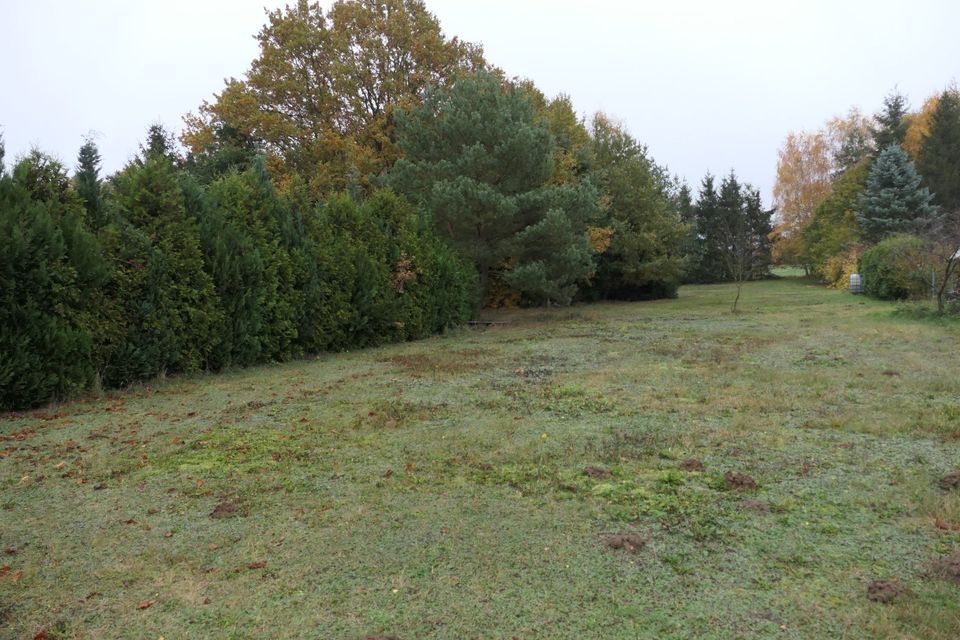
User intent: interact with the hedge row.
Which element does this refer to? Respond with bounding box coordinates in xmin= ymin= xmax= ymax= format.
xmin=0 ymin=148 xmax=476 ymax=410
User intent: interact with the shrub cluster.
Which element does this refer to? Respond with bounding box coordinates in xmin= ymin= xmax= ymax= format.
xmin=858 ymin=235 xmax=932 ymax=301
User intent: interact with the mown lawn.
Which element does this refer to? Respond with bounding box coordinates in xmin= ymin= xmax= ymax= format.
xmin=2 ymin=278 xmax=960 ymax=639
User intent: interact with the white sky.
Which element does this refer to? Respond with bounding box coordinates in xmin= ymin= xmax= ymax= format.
xmin=2 ymin=0 xmax=959 ymax=202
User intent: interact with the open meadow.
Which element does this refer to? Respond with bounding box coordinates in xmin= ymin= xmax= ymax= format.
xmin=3 ymin=277 xmax=960 ymax=639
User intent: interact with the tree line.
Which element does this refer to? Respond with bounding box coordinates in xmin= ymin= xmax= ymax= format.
xmin=772 ymin=86 xmax=960 ymax=309
xmin=1 ymin=0 xmax=774 ymax=410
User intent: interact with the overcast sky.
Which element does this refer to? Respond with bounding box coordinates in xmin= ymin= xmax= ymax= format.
xmin=2 ymin=0 xmax=959 ymax=202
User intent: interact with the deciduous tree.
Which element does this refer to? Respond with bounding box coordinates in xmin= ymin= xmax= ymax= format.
xmin=182 ymin=0 xmax=484 ymax=196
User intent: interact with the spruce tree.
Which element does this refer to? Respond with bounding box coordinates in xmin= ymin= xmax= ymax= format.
xmin=855 ymin=145 xmax=940 ymax=242
xmin=917 ymin=88 xmax=960 ymax=213
xmin=687 ymin=174 xmax=724 ymax=282
xmin=872 ymin=89 xmax=910 ymax=153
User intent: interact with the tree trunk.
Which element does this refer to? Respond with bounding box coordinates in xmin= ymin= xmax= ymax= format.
xmin=731 ymin=281 xmax=743 ymax=313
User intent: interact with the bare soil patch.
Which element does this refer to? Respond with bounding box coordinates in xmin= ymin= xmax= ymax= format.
xmin=867 ymin=579 xmax=907 ymax=603
xmin=678 ymin=458 xmax=704 ymax=472
xmin=930 ymin=552 xmax=960 ymax=585
xmin=939 ymin=472 xmax=960 ymax=491
xmin=603 ymin=533 xmax=646 ymax=554
xmin=210 ymin=501 xmax=238 ymax=519
xmin=724 ymin=471 xmax=757 ymax=490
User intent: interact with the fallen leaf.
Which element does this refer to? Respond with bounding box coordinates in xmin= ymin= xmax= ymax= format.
xmin=94 ymin=483 xmax=107 ymax=491
xmin=12 ymin=570 xmax=23 ymax=582
xmin=404 ymin=463 xmax=414 ymax=472
xmin=147 ymin=507 xmax=159 ymax=515
xmin=4 ymin=546 xmax=16 ymax=556
xmin=34 ymin=632 xmax=48 ymax=640
xmin=247 ymin=561 xmax=266 ymax=570
xmin=136 ymin=599 xmax=155 ymax=610
xmin=163 ymin=531 xmax=174 ymax=538
xmin=54 ymin=462 xmax=65 ymax=470
xmin=208 ymin=543 xmax=218 ymax=551
xmin=195 ymin=479 xmax=204 ymax=488
xmin=382 ymin=469 xmax=393 ymax=478
xmin=0 ymin=565 xmax=9 ymax=576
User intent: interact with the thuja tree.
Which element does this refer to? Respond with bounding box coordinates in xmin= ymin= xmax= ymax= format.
xmin=0 ymin=148 xmax=108 ymax=408
xmin=107 ymin=139 xmax=222 ymax=375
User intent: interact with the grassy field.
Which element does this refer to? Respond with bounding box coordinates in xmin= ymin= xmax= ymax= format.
xmin=3 ymin=278 xmax=960 ymax=639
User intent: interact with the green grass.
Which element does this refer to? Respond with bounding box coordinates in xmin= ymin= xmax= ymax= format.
xmin=3 ymin=279 xmax=960 ymax=639
xmin=770 ymin=265 xmax=808 ymax=278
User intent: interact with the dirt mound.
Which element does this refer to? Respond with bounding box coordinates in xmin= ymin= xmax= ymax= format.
xmin=939 ymin=472 xmax=960 ymax=491
xmin=603 ymin=533 xmax=645 ymax=554
xmin=867 ymin=579 xmax=907 ymax=603
xmin=739 ymin=499 xmax=770 ymax=512
xmin=930 ymin=553 xmax=960 ymax=584
xmin=584 ymin=466 xmax=612 ymax=479
xmin=724 ymin=471 xmax=757 ymax=490
xmin=209 ymin=500 xmax=238 ymax=519
xmin=678 ymin=458 xmax=704 ymax=472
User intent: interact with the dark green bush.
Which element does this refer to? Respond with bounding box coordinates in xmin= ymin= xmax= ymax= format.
xmin=859 ymin=235 xmax=931 ymax=301
xmin=0 ymin=153 xmax=107 ymax=408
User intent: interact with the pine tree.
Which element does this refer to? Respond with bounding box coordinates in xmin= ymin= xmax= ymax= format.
xmin=917 ymin=88 xmax=960 ymax=213
xmin=872 ymin=90 xmax=910 ymax=153
xmin=855 ymin=145 xmax=940 ymax=242
xmin=387 ymin=70 xmax=594 ymax=305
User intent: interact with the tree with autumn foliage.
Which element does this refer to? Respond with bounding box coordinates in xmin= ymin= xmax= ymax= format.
xmin=770 ymin=109 xmax=872 ymax=269
xmin=903 ymin=94 xmax=940 ymax=161
xmin=182 ymin=0 xmax=484 ymax=197
xmin=771 ymin=131 xmax=833 ymax=268
xmin=581 ymin=114 xmax=687 ymax=300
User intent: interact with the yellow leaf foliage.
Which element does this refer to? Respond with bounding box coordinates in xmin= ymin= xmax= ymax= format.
xmin=587 ymin=226 xmax=615 ymax=254
xmin=903 ymin=95 xmax=940 ymax=160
